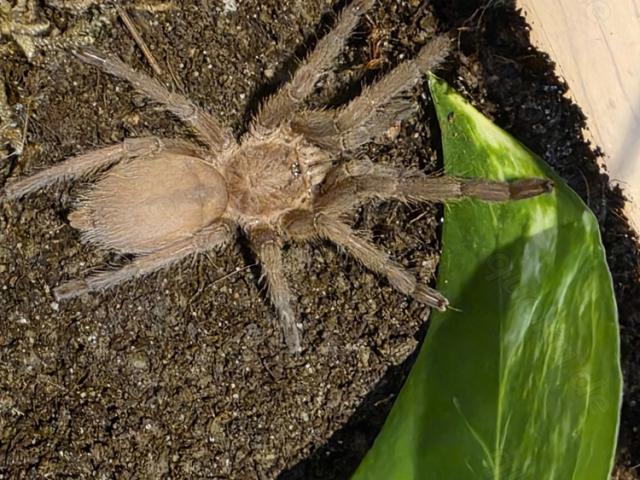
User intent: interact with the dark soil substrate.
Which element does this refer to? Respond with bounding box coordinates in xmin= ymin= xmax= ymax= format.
xmin=1 ymin=0 xmax=638 ymax=478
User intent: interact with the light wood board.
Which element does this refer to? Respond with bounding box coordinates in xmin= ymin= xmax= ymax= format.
xmin=517 ymin=0 xmax=640 ymax=230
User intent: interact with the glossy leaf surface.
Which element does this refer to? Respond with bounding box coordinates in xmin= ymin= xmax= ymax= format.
xmin=351 ymin=76 xmax=621 ymax=480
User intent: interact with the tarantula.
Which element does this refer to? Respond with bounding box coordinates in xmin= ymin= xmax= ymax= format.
xmin=1 ymin=0 xmax=551 ymax=352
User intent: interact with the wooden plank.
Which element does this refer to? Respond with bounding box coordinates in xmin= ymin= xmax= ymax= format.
xmin=517 ymin=0 xmax=640 ymax=230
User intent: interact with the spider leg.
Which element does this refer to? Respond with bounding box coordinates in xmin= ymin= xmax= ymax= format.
xmin=314 ymin=163 xmax=553 ymax=215
xmin=282 ymin=210 xmax=447 ymax=311
xmin=54 ymin=220 xmax=234 ymax=301
xmin=336 ymin=35 xmax=450 ymax=150
xmin=252 ymin=0 xmax=375 ymax=135
xmin=293 ymin=36 xmax=450 ymax=151
xmin=248 ymin=225 xmax=302 ymax=353
xmin=1 ymin=137 xmax=197 ymax=200
xmin=73 ymin=47 xmax=236 ymax=154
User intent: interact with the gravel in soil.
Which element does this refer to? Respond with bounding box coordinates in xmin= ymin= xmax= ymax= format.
xmin=0 ymin=1 xmax=638 ymax=479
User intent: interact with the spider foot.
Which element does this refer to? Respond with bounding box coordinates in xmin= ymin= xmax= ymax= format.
xmin=53 ymin=279 xmax=89 ymax=301
xmin=461 ymin=178 xmax=554 ymax=202
xmin=508 ymin=178 xmax=554 ymax=199
xmin=281 ymin=311 xmax=303 ymax=354
xmin=413 ymin=284 xmax=449 ymax=311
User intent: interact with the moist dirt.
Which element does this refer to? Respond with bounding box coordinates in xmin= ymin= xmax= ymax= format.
xmin=0 ymin=0 xmax=638 ymax=478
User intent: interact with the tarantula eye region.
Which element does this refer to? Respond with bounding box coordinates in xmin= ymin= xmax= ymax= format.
xmin=290 ymin=161 xmax=302 ymax=178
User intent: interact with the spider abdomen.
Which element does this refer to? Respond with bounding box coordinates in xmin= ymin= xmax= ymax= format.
xmin=69 ymin=153 xmax=228 ymax=254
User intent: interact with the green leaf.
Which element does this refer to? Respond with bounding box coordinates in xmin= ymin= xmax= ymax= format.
xmin=351 ymin=76 xmax=621 ymax=480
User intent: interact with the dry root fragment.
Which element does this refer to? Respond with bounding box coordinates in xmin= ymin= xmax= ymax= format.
xmin=0 ymin=0 xmax=173 ymax=61
xmin=45 ymin=0 xmax=175 ymax=14
xmin=0 ymin=81 xmax=23 ymax=159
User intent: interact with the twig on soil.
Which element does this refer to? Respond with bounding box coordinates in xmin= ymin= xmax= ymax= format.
xmin=189 ymin=263 xmax=257 ymax=305
xmin=115 ymin=3 xmax=163 ymax=77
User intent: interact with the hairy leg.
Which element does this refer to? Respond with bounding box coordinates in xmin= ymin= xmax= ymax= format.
xmin=0 ymin=137 xmax=198 ymax=199
xmin=336 ymin=35 xmax=450 ymax=150
xmin=54 ymin=220 xmax=234 ymax=301
xmin=315 ymin=163 xmax=553 ymax=215
xmin=1 ymin=137 xmax=198 ymax=200
xmin=248 ymin=225 xmax=302 ymax=353
xmin=293 ymin=36 xmax=450 ymax=151
xmin=74 ymin=48 xmax=236 ymax=154
xmin=282 ymin=210 xmax=448 ymax=310
xmin=252 ymin=0 xmax=375 ymax=135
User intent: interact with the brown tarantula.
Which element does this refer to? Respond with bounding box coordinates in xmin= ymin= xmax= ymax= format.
xmin=1 ymin=0 xmax=551 ymax=352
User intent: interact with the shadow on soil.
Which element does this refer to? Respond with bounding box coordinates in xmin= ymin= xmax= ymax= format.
xmin=278 ymin=327 xmax=426 ymax=480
